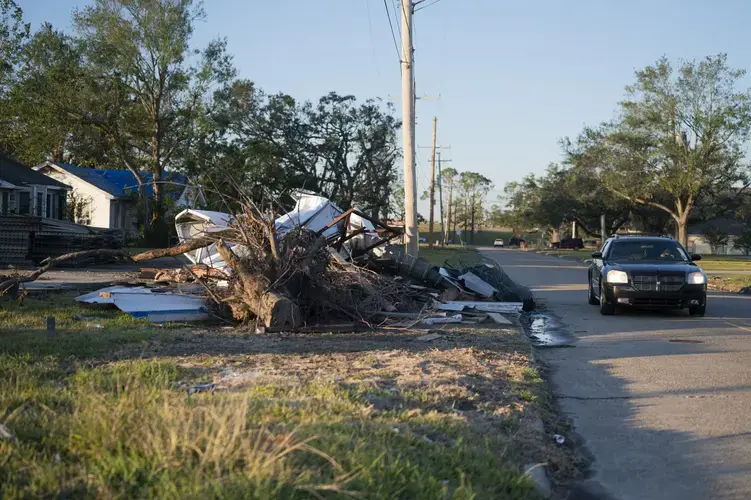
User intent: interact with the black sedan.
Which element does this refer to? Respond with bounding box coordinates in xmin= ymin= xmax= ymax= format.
xmin=587 ymin=236 xmax=707 ymax=316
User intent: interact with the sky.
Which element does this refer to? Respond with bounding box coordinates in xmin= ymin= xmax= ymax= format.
xmin=18 ymin=0 xmax=751 ymax=213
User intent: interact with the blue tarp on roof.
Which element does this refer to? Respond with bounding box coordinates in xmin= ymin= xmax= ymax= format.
xmin=54 ymin=163 xmax=186 ymax=198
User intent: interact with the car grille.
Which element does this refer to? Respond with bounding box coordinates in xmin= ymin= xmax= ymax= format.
xmin=632 ymin=274 xmax=684 ymax=292
xmin=632 ymin=297 xmax=682 ymax=307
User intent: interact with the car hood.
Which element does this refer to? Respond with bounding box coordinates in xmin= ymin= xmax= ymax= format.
xmin=607 ymin=261 xmax=703 ymax=274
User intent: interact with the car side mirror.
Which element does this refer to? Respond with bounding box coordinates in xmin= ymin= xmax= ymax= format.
xmin=690 ymin=254 xmax=702 ymax=262
xmin=592 ymin=252 xmax=603 ymax=259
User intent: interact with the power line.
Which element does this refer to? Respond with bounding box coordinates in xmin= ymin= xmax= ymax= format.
xmin=383 ymin=0 xmax=401 ymax=62
xmin=414 ymin=0 xmax=442 ymax=12
xmin=364 ymin=0 xmax=382 ymax=80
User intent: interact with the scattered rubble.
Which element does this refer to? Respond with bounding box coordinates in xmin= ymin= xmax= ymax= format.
xmin=2 ymin=192 xmax=535 ymax=329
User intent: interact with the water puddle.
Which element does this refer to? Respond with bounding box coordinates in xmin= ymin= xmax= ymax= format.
xmin=521 ymin=313 xmax=576 ymax=348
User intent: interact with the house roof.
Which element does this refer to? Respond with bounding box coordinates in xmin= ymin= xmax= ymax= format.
xmin=41 ymin=162 xmax=186 ymax=198
xmin=0 ymin=154 xmax=70 ymax=189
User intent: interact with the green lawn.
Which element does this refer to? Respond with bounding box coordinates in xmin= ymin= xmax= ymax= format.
xmin=0 ymin=293 xmax=580 ymax=498
xmin=695 ymin=256 xmax=751 ymax=271
xmin=535 ymin=249 xmax=593 ymax=261
xmin=418 ymin=245 xmax=481 ymax=267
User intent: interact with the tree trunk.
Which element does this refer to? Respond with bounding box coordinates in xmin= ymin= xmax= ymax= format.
xmin=216 ymin=240 xmax=301 ymax=328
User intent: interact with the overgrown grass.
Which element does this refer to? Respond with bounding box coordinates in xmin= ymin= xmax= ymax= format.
xmin=0 ymin=323 xmax=572 ymax=498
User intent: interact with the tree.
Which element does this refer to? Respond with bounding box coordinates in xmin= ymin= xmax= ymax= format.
xmin=0 ymin=0 xmax=28 ymax=88
xmin=70 ymin=0 xmax=234 ymax=234
xmin=702 ymin=225 xmax=729 ymax=254
xmin=566 ymin=54 xmax=751 ymax=247
xmin=456 ymin=171 xmax=492 ymax=244
xmin=441 ymin=167 xmax=458 ymax=244
xmin=733 ymin=228 xmax=751 ymax=256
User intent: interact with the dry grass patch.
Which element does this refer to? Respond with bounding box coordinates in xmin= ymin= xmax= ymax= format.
xmin=0 ymin=322 xmax=581 ymax=498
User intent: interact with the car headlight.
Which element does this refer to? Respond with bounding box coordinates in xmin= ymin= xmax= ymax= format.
xmin=688 ymin=272 xmax=706 ymax=285
xmin=606 ymin=270 xmax=628 ymax=284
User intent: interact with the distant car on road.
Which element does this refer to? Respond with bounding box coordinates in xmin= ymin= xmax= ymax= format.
xmin=493 ymin=238 xmax=504 ymax=247
xmin=418 ymin=236 xmax=427 ymax=244
xmin=587 ymin=235 xmax=707 ymax=316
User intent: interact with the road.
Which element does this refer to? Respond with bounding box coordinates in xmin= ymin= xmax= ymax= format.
xmin=482 ymin=248 xmax=751 ymax=500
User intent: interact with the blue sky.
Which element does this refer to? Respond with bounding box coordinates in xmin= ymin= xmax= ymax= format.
xmin=19 ymin=0 xmax=751 ymax=212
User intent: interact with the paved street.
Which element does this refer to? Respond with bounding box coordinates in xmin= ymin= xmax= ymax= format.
xmin=483 ymin=248 xmax=751 ymax=500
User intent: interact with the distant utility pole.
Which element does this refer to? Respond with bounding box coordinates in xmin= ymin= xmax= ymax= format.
xmin=428 ymin=116 xmax=438 ymax=246
xmin=437 ymin=152 xmax=452 ymax=247
xmin=401 ymin=0 xmax=417 ymax=256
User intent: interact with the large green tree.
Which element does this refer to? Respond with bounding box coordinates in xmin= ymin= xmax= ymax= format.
xmin=565 ymin=54 xmax=751 ymax=246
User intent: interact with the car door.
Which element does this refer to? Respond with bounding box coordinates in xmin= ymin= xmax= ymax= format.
xmin=591 ymin=239 xmax=610 ymax=295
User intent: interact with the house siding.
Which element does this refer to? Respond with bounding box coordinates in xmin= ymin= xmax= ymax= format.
xmin=40 ymin=167 xmax=112 ymax=229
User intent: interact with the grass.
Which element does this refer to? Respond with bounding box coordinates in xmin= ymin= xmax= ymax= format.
xmin=534 ymin=250 xmax=593 ymax=261
xmin=0 ymin=303 xmax=581 ymax=498
xmin=418 ymin=245 xmax=482 ymax=268
xmin=708 ymin=275 xmax=751 ymax=292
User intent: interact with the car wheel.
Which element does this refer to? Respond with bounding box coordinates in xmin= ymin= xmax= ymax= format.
xmin=588 ymin=275 xmax=599 ymax=305
xmin=689 ymin=305 xmax=706 ymax=317
xmin=599 ymin=282 xmax=615 ymax=315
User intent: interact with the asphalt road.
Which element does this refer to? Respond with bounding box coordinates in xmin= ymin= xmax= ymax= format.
xmin=482 ymin=248 xmax=751 ymax=500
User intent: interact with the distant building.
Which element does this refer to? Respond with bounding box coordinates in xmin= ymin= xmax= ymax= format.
xmin=35 ymin=161 xmax=204 ymax=234
xmin=0 ymin=154 xmax=71 ymax=218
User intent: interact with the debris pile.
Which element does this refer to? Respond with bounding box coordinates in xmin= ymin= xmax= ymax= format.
xmin=2 ymin=191 xmax=535 ymax=329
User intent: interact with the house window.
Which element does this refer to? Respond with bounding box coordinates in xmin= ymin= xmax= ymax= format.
xmin=46 ymin=194 xmax=52 ymax=218
xmin=36 ymin=193 xmax=43 ymax=216
xmin=19 ymin=192 xmax=30 ymax=214
xmin=1 ymin=191 xmax=8 ymax=215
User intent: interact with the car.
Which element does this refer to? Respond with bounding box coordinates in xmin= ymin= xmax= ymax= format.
xmin=418 ymin=236 xmax=427 ymax=244
xmin=508 ymin=237 xmax=526 ymax=247
xmin=493 ymin=238 xmax=504 ymax=247
xmin=587 ymin=235 xmax=707 ymax=316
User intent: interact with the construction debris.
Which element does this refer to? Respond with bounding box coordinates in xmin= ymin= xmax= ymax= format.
xmin=4 ymin=192 xmax=535 ymax=329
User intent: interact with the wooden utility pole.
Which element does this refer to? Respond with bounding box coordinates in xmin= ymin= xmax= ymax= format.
xmin=437 ymin=152 xmax=452 ymax=247
xmin=428 ymin=116 xmax=438 ymax=246
xmin=401 ymin=0 xmax=417 ymax=256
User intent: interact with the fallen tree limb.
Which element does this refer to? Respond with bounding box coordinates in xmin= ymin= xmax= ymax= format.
xmin=0 ymin=238 xmax=216 ymax=296
xmin=0 ymin=249 xmax=128 ymax=295
xmin=131 ymin=238 xmax=214 ymax=262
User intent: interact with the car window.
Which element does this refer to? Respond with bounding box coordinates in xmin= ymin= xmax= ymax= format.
xmin=608 ymin=240 xmax=689 ymax=261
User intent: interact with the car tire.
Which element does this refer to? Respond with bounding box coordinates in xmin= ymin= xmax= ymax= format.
xmin=588 ymin=276 xmax=599 ymax=305
xmin=689 ymin=305 xmax=706 ymax=317
xmin=599 ymin=282 xmax=615 ymax=315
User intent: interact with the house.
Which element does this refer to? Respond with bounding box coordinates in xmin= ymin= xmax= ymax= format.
xmin=688 ymin=217 xmax=748 ymax=255
xmin=0 ymin=153 xmax=70 ymax=218
xmin=35 ymin=161 xmax=204 ymax=234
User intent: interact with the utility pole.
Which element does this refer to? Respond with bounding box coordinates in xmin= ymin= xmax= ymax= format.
xmin=437 ymin=152 xmax=452 ymax=247
xmin=428 ymin=116 xmax=437 ymax=246
xmin=600 ymin=213 xmax=606 ymax=247
xmin=401 ymin=0 xmax=417 ymax=256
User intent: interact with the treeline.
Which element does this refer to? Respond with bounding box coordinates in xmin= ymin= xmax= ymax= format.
xmin=497 ymin=54 xmax=751 ymax=247
xmin=0 ymin=0 xmax=402 ymax=237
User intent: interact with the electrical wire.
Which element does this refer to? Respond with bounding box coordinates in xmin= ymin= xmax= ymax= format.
xmin=364 ymin=0 xmax=382 ymax=80
xmin=383 ymin=0 xmax=401 ymax=62
xmin=414 ymin=0 xmax=442 ymax=12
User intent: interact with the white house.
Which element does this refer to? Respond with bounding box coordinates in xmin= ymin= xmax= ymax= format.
xmin=0 ymin=154 xmax=70 ymax=218
xmin=35 ymin=161 xmax=204 ymax=234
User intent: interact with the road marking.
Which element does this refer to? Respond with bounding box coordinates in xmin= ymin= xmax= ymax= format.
xmin=723 ymin=320 xmax=751 ymax=333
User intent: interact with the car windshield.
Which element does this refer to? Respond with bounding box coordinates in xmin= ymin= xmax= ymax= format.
xmin=608 ymin=240 xmax=689 ymax=262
